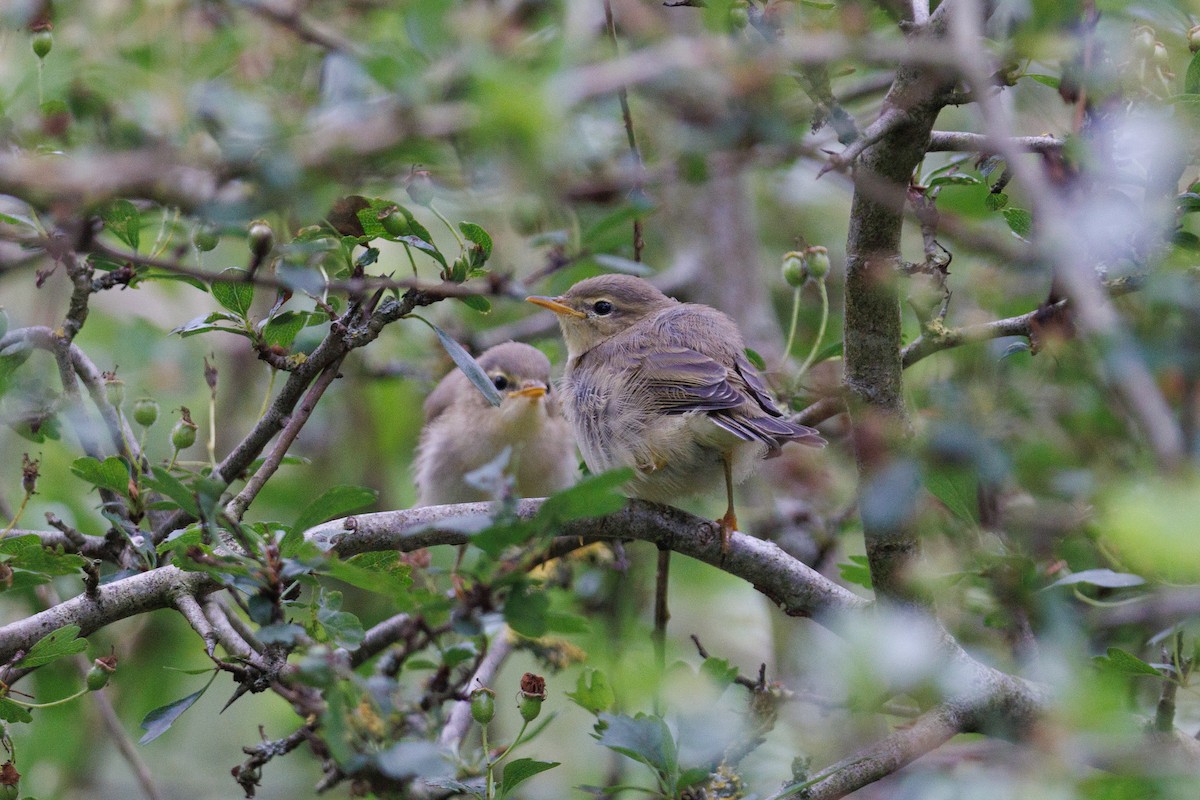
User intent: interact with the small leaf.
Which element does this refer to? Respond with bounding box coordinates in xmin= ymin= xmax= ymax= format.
xmin=538 ymin=468 xmax=632 ymax=523
xmin=1044 ymin=569 xmax=1146 ymax=590
xmin=838 ymin=554 xmax=873 ymax=589
xmin=1023 ymin=73 xmax=1060 ymax=89
xmin=743 ymin=347 xmax=766 ymax=370
xmin=594 ymin=712 xmax=677 ymax=778
xmin=567 ymin=668 xmax=615 ymax=715
xmin=924 ymin=469 xmax=978 ymax=525
xmin=1093 ymin=647 xmax=1162 ymax=677
xmin=592 ymin=253 xmax=653 ymax=276
xmin=1002 ymin=207 xmax=1033 ymax=238
xmin=928 ymin=173 xmax=982 ymax=187
xmin=459 ymin=222 xmax=493 ymax=260
xmin=985 ymin=192 xmax=1009 ymax=211
xmin=505 ymin=582 xmax=550 ymax=638
xmin=101 ymin=199 xmax=141 ymax=251
xmin=499 ymin=758 xmax=559 ymax=798
xmin=141 ymin=466 xmax=199 ymax=517
xmin=15 ymin=624 xmax=88 ymax=668
xmin=699 ymin=657 xmax=738 ymax=690
xmin=456 ymin=295 xmax=492 ymax=314
xmin=430 ymin=323 xmax=502 ymax=407
xmin=262 ymin=311 xmax=308 ymax=348
xmin=211 ymin=269 xmax=255 ymax=318
xmin=1186 ymin=52 xmax=1200 ymax=96
xmin=288 ymin=485 xmax=379 ymax=551
xmin=0 ymin=698 xmax=32 ymax=724
xmin=138 ymin=673 xmax=217 ymax=744
xmin=70 ymin=456 xmax=131 ymax=496
xmin=375 ymin=740 xmax=450 ymax=781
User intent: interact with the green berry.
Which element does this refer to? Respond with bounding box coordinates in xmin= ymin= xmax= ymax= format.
xmin=132 ymin=398 xmax=159 ymax=428
xmin=781 ymin=252 xmax=806 ymax=288
xmin=86 ymin=664 xmax=112 ymax=691
xmin=729 ymin=5 xmax=749 ymax=29
xmin=104 ymin=376 xmax=125 ymax=408
xmin=380 ymin=208 xmax=410 ymax=238
xmin=470 ymin=687 xmax=496 ymax=725
xmin=31 ymin=30 xmax=52 ymax=60
xmin=1189 ymin=25 xmax=1200 ymax=53
xmin=193 ymin=223 xmax=220 ymax=252
xmin=248 ymin=220 xmax=274 ymax=261
xmin=171 ymin=418 xmax=197 ymax=450
xmin=805 ymin=246 xmax=830 ymax=281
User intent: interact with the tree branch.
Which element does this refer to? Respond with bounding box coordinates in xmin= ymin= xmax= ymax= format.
xmin=927 ymin=131 xmax=1063 ymax=154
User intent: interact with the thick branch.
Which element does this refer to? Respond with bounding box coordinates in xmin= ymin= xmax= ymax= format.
xmin=927 ymin=131 xmax=1063 ymax=154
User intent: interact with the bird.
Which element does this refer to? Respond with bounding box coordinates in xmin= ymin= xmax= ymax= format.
xmin=414 ymin=341 xmax=577 ymax=505
xmin=527 ymin=274 xmax=824 ymax=549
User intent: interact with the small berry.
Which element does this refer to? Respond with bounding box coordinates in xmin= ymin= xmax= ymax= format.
xmin=104 ymin=374 xmax=125 ymax=408
xmin=192 ymin=223 xmax=220 ymax=252
xmin=248 ymin=220 xmax=275 ymax=262
xmin=781 ymin=251 xmax=806 ymax=288
xmin=171 ymin=412 xmax=198 ymax=450
xmin=31 ymin=31 xmax=52 ymax=60
xmin=380 ymin=207 xmax=410 ymax=238
xmin=805 ymin=246 xmax=831 ymax=281
xmin=470 ymin=687 xmax=496 ymax=725
xmin=1189 ymin=25 xmax=1200 ymax=53
xmin=133 ymin=398 xmax=159 ymax=427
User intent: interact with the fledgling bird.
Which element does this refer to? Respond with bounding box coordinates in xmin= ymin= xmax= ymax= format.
xmin=415 ymin=342 xmax=577 ymax=505
xmin=527 ymin=274 xmax=824 ymax=547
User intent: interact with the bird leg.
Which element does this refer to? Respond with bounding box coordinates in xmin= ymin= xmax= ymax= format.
xmin=717 ymin=454 xmax=738 ymax=553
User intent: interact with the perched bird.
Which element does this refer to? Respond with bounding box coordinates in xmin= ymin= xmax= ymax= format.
xmin=527 ymin=274 xmax=824 ymax=547
xmin=415 ymin=342 xmax=577 ymax=505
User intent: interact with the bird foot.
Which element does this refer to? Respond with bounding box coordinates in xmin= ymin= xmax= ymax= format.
xmin=716 ymin=510 xmax=738 ymax=554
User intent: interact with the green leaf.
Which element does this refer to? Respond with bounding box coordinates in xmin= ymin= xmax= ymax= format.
xmin=743 ymin=347 xmax=766 ymax=370
xmin=505 ymin=582 xmax=550 ymax=638
xmin=141 ymin=466 xmax=200 ymax=517
xmin=984 ymin=192 xmax=1009 ymax=211
xmin=1093 ymin=647 xmax=1162 ymax=677
xmin=262 ymin=311 xmax=308 ymax=348
xmin=456 ymin=295 xmax=492 ymax=314
xmin=1186 ymin=52 xmax=1200 ymax=96
xmin=169 ymin=311 xmax=246 ymax=338
xmin=459 ymin=222 xmax=493 ymax=262
xmin=101 ymin=199 xmax=141 ymax=251
xmin=594 ymin=712 xmax=677 ymax=779
xmin=924 ymin=469 xmax=978 ymax=525
xmin=211 ymin=268 xmax=255 ymax=318
xmin=0 ymin=697 xmax=32 ymax=724
xmin=321 ymin=551 xmax=413 ymax=602
xmin=16 ymin=624 xmax=88 ymax=668
xmin=1044 ymin=569 xmax=1145 ymax=590
xmin=1023 ymin=73 xmax=1060 ymax=89
xmin=699 ymin=657 xmax=738 ymax=691
xmin=290 ymin=485 xmax=379 ymax=547
xmin=567 ymin=668 xmax=615 ymax=715
xmin=138 ymin=672 xmax=217 ymax=744
xmin=498 ymin=758 xmax=559 ymax=798
xmin=316 ymin=590 xmax=364 ymax=649
xmin=429 ymin=323 xmax=502 ymax=407
xmin=538 ymin=468 xmax=632 ymax=523
xmin=1002 ymin=207 xmax=1033 ymax=238
xmin=837 ymin=554 xmax=872 ymax=589
xmin=0 ymin=535 xmax=87 ymax=579
xmin=70 ymin=455 xmax=131 ymax=496
xmin=928 ymin=173 xmax=982 ymax=187
xmin=375 ymin=740 xmax=450 ymax=781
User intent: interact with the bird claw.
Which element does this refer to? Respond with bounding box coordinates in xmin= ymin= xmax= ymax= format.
xmin=716 ymin=510 xmax=738 ymax=554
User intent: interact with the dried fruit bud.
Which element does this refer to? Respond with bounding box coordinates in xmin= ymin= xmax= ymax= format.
xmin=248 ymin=219 xmax=274 ymax=262
xmin=517 ymin=672 xmax=546 ymax=722
xmin=192 ymin=223 xmax=220 ymax=252
xmin=1132 ymin=26 xmax=1157 ymax=58
xmin=103 ymin=373 xmax=124 ymax=407
xmin=1190 ymin=25 xmax=1200 ymax=53
xmin=86 ymin=656 xmax=117 ymax=691
xmin=171 ymin=412 xmax=198 ymax=450
xmin=132 ymin=398 xmax=159 ymax=427
xmin=380 ymin=207 xmax=410 ymax=238
xmin=804 ymin=246 xmax=830 ymax=281
xmin=406 ymin=169 xmax=435 ymax=207
xmin=470 ymin=687 xmax=496 ymax=725
xmin=20 ymin=454 xmax=39 ymax=497
xmin=31 ymin=30 xmax=52 ymax=59
xmin=781 ymin=251 xmax=806 ymax=288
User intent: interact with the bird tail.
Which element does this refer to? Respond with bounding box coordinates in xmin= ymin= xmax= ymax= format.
xmin=711 ymin=412 xmax=826 ymax=456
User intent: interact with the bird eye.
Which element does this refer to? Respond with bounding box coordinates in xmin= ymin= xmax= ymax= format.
xmin=593 ymin=300 xmax=614 ymax=315
xmin=492 ymin=375 xmax=509 ymax=390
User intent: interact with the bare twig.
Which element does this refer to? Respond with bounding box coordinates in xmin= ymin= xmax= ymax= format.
xmin=174 ymin=593 xmax=218 ymax=656
xmin=602 ymin=0 xmax=646 ymax=261
xmin=927 ymin=131 xmax=1063 ymax=154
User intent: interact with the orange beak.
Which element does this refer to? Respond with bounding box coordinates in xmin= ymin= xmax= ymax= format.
xmin=526 ymin=296 xmax=586 ymax=318
xmin=510 ymin=385 xmax=547 ymax=399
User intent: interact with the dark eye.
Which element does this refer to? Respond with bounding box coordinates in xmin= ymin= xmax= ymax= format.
xmin=593 ymin=300 xmax=613 ymax=315
xmin=492 ymin=375 xmax=509 ymax=390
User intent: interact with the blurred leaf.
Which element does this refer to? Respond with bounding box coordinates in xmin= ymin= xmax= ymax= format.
xmin=1093 ymin=647 xmax=1161 ymax=677
xmin=456 ymin=295 xmax=492 ymax=314
xmin=594 ymin=712 xmax=677 ymax=780
xmin=101 ymin=199 xmax=141 ymax=251
xmin=699 ymin=657 xmax=738 ymax=691
xmin=320 ymin=551 xmax=412 ymax=603
xmin=138 ymin=672 xmax=217 ymax=744
xmin=1044 ymin=569 xmax=1145 ymax=590
xmin=429 ymin=323 xmax=502 ymax=407
xmin=459 ymin=221 xmax=493 ymax=266
xmin=928 ymin=173 xmax=982 ymax=187
xmin=317 ymin=591 xmax=365 ymax=649
xmin=568 ymin=668 xmax=615 ymax=715
xmin=211 ymin=269 xmax=255 ymax=318
xmin=1186 ymin=52 xmax=1200 ymax=96
xmin=538 ymin=468 xmax=632 ymax=523
xmin=924 ymin=469 xmax=978 ymax=525
xmin=289 ymin=485 xmax=379 ymax=549
xmin=838 ymin=554 xmax=873 ymax=589
xmin=505 ymin=582 xmax=550 ymax=637
xmin=985 ymin=191 xmax=1009 ymax=211
xmin=141 ymin=466 xmax=200 ymax=517
xmin=262 ymin=310 xmax=308 ymax=348
xmin=0 ymin=697 xmax=32 ymax=724
xmin=70 ymin=455 xmax=131 ymax=496
xmin=1023 ymin=73 xmax=1060 ymax=89
xmin=15 ymin=624 xmax=88 ymax=668
xmin=1103 ymin=474 xmax=1200 ymax=582
xmin=743 ymin=347 xmax=766 ymax=370
xmin=327 ymin=195 xmax=370 ymax=237
xmin=499 ymin=758 xmax=559 ymax=798
xmin=591 ymin=253 xmax=653 ymax=276
xmin=1002 ymin=207 xmax=1032 ymax=237
xmin=375 ymin=740 xmax=450 ymax=781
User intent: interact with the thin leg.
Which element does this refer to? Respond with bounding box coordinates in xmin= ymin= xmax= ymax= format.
xmin=716 ymin=454 xmax=738 ymax=553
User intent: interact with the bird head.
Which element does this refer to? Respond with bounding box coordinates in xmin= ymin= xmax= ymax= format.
xmin=424 ymin=342 xmax=558 ymax=425
xmin=526 ymin=274 xmax=675 ymax=357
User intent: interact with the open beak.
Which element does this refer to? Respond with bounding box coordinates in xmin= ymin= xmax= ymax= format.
xmin=526 ymin=296 xmax=586 ymax=318
xmin=510 ymin=385 xmax=547 ymax=400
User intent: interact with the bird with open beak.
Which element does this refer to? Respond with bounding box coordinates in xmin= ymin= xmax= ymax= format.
xmin=415 ymin=341 xmax=577 ymax=505
xmin=528 ymin=274 xmax=824 ymax=548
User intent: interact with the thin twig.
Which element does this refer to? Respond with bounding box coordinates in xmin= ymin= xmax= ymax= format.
xmin=603 ymin=0 xmax=647 ymax=261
